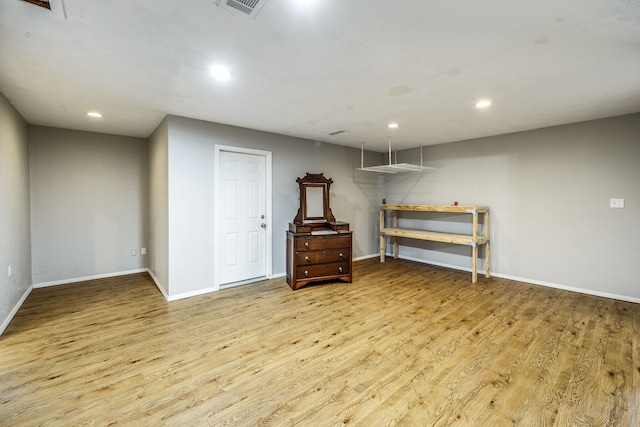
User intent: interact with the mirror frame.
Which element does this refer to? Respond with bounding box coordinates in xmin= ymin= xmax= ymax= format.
xmin=303 ymin=185 xmax=326 ymax=221
xmin=293 ymin=173 xmax=336 ymax=225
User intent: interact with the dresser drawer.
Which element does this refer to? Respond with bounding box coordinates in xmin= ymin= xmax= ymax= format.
xmin=295 ymin=261 xmax=350 ymax=280
xmin=296 ymin=248 xmax=349 ymax=265
xmin=295 ymin=234 xmax=351 ymax=251
xmin=286 ymin=229 xmax=352 ymax=290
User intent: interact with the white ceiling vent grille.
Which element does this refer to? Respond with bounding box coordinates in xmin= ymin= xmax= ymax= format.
xmin=215 ymin=0 xmax=269 ymax=18
xmin=21 ymin=0 xmax=50 ymax=10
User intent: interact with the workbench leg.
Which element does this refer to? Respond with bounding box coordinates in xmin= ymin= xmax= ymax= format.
xmin=379 ymin=208 xmax=386 ymax=262
xmin=393 ymin=236 xmax=398 ymax=259
xmin=485 ymin=211 xmax=491 ymax=278
xmin=393 ymin=211 xmax=398 ymax=259
xmin=472 ymin=244 xmax=478 ymax=283
xmin=485 ymin=241 xmax=491 ymax=278
xmin=472 ymin=212 xmax=479 ymax=283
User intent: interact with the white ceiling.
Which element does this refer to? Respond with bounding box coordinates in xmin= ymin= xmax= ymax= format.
xmin=1 ymin=0 xmax=639 ymax=152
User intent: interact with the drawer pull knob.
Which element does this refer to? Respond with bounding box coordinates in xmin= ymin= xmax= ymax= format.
xmin=304 ymin=271 xmax=309 ymax=277
xmin=339 ymin=253 xmax=344 ymax=258
xmin=305 ymin=256 xmax=310 ymax=262
xmin=339 ymin=267 xmax=343 ymax=273
xmin=304 ymin=242 xmax=309 ymax=249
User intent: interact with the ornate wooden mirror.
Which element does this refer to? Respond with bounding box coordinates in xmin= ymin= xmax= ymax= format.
xmin=287 ymin=173 xmax=352 ymax=290
xmin=293 ymin=173 xmax=335 ymax=225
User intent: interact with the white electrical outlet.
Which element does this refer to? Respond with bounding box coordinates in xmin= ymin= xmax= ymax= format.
xmin=141 ymin=247 xmax=146 ymax=255
xmin=131 ymin=249 xmax=137 ymax=256
xmin=8 ymin=265 xmax=11 ymax=277
xmin=610 ymin=198 xmax=625 ymax=208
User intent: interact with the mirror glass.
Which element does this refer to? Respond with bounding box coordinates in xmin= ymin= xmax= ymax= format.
xmin=304 ymin=186 xmax=325 ymax=221
xmin=293 ymin=173 xmax=336 ymax=226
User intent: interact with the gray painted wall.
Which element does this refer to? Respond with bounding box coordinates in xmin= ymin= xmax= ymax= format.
xmin=152 ymin=115 xmax=382 ymax=298
xmin=30 ymin=127 xmax=149 ymax=284
xmin=0 ymin=93 xmax=31 ymax=333
xmin=148 ymin=118 xmax=169 ymax=296
xmin=385 ymin=113 xmax=640 ymax=300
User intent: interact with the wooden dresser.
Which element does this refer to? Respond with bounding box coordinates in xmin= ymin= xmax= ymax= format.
xmin=286 ymin=223 xmax=352 ymax=290
xmin=286 ymin=172 xmax=353 ymax=290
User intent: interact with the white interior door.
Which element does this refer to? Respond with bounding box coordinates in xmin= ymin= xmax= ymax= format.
xmin=217 ymin=149 xmax=268 ymax=286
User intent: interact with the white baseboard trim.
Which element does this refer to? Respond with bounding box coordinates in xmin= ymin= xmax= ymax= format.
xmin=354 ymin=253 xmax=380 ymax=262
xmin=491 ymin=272 xmax=640 ymax=304
xmin=380 ymin=253 xmax=640 ymax=304
xmin=33 ymin=268 xmax=148 ymax=288
xmin=389 ymin=254 xmax=482 ymax=274
xmin=146 ymin=269 xmax=169 ymax=300
xmin=149 ymin=271 xmax=287 ymax=302
xmin=167 ymin=285 xmax=219 ymax=302
xmin=167 ymin=273 xmax=287 ymax=301
xmin=0 ymin=284 xmax=34 ymax=336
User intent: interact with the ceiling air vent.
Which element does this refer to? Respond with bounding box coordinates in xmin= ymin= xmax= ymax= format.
xmin=20 ymin=0 xmax=66 ymax=18
xmin=215 ymin=0 xmax=269 ymax=18
xmin=22 ymin=0 xmax=51 ymax=10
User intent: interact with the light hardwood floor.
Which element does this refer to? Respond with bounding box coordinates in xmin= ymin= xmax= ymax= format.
xmin=1 ymin=258 xmax=638 ymax=426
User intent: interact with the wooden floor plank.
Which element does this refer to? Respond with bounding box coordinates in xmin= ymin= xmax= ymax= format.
xmin=1 ymin=259 xmax=638 ymax=426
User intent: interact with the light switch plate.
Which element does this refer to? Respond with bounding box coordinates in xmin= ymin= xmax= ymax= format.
xmin=610 ymin=198 xmax=625 ymax=208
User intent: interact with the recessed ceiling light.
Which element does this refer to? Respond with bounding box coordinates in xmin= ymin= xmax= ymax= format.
xmin=87 ymin=111 xmax=102 ymax=118
xmin=388 ymin=123 xmax=399 ymax=128
xmin=210 ymin=65 xmax=231 ymax=81
xmin=475 ymin=100 xmax=492 ymax=108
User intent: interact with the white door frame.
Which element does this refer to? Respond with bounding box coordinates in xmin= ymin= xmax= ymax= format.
xmin=214 ymin=144 xmax=273 ymax=289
